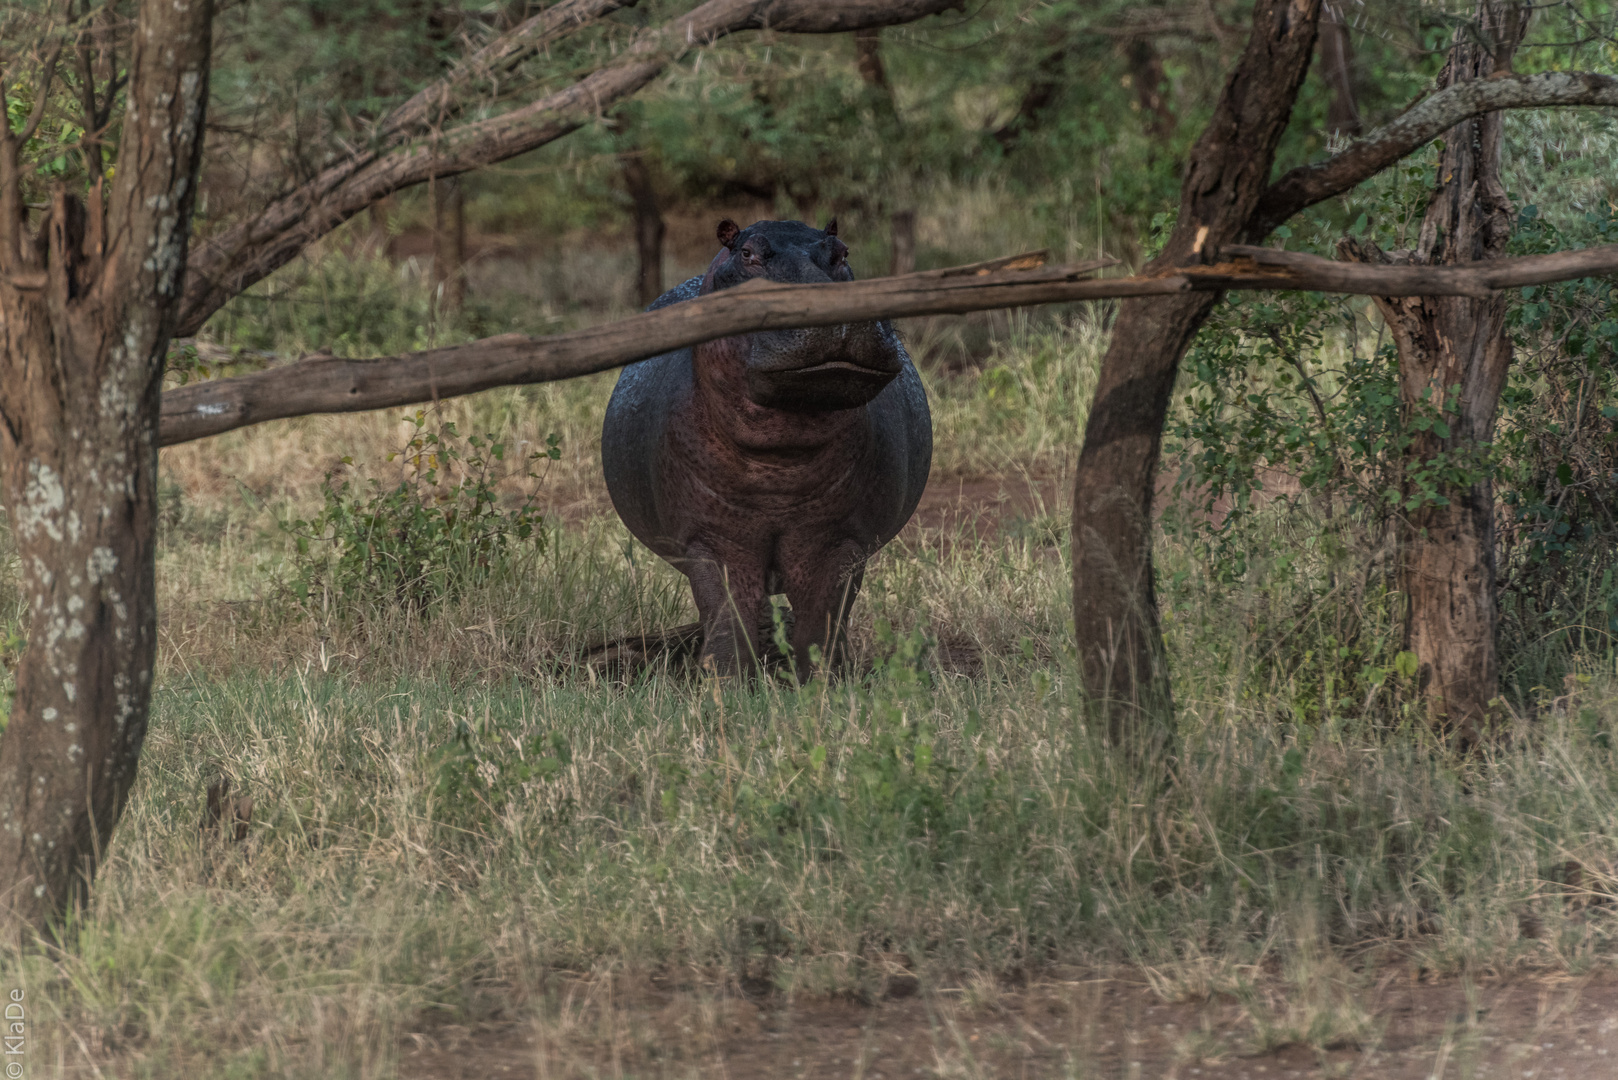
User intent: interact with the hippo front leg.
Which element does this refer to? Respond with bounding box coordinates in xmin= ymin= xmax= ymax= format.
xmin=783 ymin=540 xmax=868 ymax=678
xmin=683 ymin=544 xmax=770 ymax=677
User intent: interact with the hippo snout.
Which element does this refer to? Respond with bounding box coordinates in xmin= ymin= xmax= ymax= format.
xmin=745 ymin=322 xmax=903 ymax=412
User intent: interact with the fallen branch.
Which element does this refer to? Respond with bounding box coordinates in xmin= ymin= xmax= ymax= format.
xmin=160 ymin=243 xmax=1618 ymax=447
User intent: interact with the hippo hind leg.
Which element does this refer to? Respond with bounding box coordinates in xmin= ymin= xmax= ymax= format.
xmin=783 ymin=540 xmax=867 ymax=678
xmin=683 ymin=543 xmax=770 ymax=677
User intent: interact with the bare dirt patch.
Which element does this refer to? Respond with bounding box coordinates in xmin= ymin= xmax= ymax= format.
xmin=398 ymin=969 xmax=1618 ymax=1079
xmin=905 ymin=473 xmax=1068 ymax=539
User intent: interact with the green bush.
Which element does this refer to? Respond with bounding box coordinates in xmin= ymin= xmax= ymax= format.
xmin=285 ymin=412 xmax=559 ymax=612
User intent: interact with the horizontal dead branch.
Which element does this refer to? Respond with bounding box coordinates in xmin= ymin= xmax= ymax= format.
xmin=160 ymin=243 xmax=1618 ymax=447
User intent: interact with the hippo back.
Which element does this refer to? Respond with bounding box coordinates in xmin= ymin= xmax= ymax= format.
xmin=601 ymin=276 xmax=932 ymax=559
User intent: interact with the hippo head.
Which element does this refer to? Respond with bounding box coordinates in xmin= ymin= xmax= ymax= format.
xmin=701 ymin=218 xmax=902 ymax=412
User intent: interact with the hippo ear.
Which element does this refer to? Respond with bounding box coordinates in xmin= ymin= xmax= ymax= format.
xmin=716 ymin=219 xmax=740 ymax=249
xmin=823 ymin=216 xmax=838 ymax=237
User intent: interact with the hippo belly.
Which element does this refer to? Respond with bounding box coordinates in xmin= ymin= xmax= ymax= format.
xmin=602 ymin=347 xmax=930 ymax=573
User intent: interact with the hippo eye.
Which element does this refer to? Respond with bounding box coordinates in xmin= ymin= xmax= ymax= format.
xmin=740 ymin=245 xmax=764 ymax=267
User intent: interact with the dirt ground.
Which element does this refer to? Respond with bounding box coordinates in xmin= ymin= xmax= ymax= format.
xmin=399 ymin=969 xmax=1618 ymax=1079
xmin=905 ymin=473 xmax=1069 ymax=537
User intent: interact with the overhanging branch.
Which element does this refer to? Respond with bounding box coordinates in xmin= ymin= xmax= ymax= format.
xmin=1252 ymin=70 xmax=1618 ymax=236
xmin=379 ymin=0 xmax=638 ymax=144
xmin=160 ymin=242 xmax=1618 ymax=447
xmin=175 ymin=0 xmax=966 ymax=338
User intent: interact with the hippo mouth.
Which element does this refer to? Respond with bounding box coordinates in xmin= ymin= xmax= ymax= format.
xmin=746 ymin=360 xmax=899 ymax=413
xmin=796 ymin=359 xmax=892 ymax=374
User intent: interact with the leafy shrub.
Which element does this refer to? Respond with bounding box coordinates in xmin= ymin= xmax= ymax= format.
xmin=1496 ymin=204 xmax=1618 ymax=653
xmin=285 ymin=412 xmax=558 ymax=612
xmin=1163 ymin=185 xmax=1618 ymax=713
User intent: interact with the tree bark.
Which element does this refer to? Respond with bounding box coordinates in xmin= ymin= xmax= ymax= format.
xmin=370 ymin=195 xmax=397 ymax=259
xmin=619 ymin=152 xmax=665 ymax=309
xmin=1339 ymin=2 xmax=1530 ymax=744
xmin=1125 ymin=37 xmax=1177 ymax=142
xmin=431 ymin=176 xmax=467 ymax=315
xmin=1069 ymin=0 xmax=1323 ymax=741
xmin=0 ymin=0 xmax=213 ymax=937
xmin=848 ymin=27 xmax=917 ymax=286
xmin=1318 ymin=2 xmax=1361 ymax=136
xmin=890 ymin=209 xmax=917 ymax=276
xmin=854 ymin=26 xmax=888 ymax=90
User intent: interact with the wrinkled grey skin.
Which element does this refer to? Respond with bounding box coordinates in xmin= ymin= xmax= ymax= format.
xmin=602 ymin=219 xmax=932 ymax=675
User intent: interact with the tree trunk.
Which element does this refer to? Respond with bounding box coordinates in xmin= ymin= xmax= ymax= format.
xmin=1125 ymin=37 xmax=1177 ymax=141
xmin=0 ymin=0 xmax=214 ymax=937
xmin=854 ymin=26 xmax=888 ymax=90
xmin=371 ymin=195 xmax=397 ymax=259
xmin=1318 ymin=3 xmax=1361 ymax=136
xmin=1339 ymin=2 xmax=1529 ymax=744
xmin=619 ymin=153 xmax=665 ymax=309
xmin=849 ymin=28 xmax=918 ymax=287
xmin=1069 ymin=0 xmax=1323 ymax=742
xmin=890 ymin=209 xmax=917 ymax=276
xmin=432 ymin=176 xmax=467 ymax=315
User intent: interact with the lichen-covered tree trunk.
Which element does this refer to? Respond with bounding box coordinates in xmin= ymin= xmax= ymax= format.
xmin=1387 ymin=293 xmax=1511 ymax=742
xmin=0 ymin=0 xmax=214 ymax=936
xmin=1339 ymin=2 xmax=1529 ymax=744
xmin=1070 ymin=0 xmax=1322 ymax=741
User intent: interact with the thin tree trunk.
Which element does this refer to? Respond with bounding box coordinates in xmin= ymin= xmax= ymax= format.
xmin=0 ymin=0 xmax=214 ymax=937
xmin=851 ymin=28 xmax=918 ymax=291
xmin=1069 ymin=0 xmax=1323 ymax=743
xmin=1339 ymin=2 xmax=1529 ymax=744
xmin=1318 ymin=3 xmax=1361 ymax=136
xmin=890 ymin=209 xmax=917 ymax=276
xmin=619 ymin=153 xmax=665 ymax=309
xmin=854 ymin=26 xmax=888 ymax=90
xmin=1125 ymin=37 xmax=1177 ymax=141
xmin=432 ymin=176 xmax=466 ymax=315
xmin=371 ymin=195 xmax=397 ymax=259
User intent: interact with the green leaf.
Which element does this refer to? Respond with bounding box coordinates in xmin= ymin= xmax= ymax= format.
xmin=1394 ymin=651 xmax=1419 ymax=679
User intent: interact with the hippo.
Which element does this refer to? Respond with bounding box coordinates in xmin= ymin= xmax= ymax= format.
xmin=601 ymin=218 xmax=932 ymax=676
